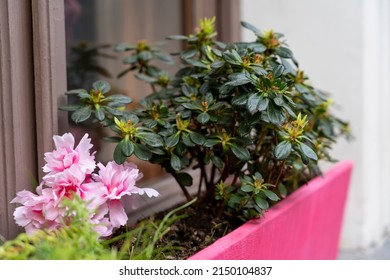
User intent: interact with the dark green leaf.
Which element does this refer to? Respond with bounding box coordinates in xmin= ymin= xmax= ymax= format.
xmin=181 ymin=49 xmax=197 ymax=60
xmin=107 ymin=95 xmax=132 ymax=104
xmin=59 ymin=105 xmax=81 ymax=111
xmin=208 ymin=102 xmax=225 ymax=111
xmin=276 ymin=47 xmax=293 ymax=58
xmin=219 ymin=84 xmax=234 ymax=95
xmin=274 ymin=140 xmax=292 ymax=160
xmin=165 ymin=132 xmax=180 ymax=147
xmin=211 ymin=60 xmax=225 ymax=69
xmin=182 ymin=133 xmax=195 ymax=147
xmin=254 ymin=196 xmax=269 ymax=210
xmin=222 ymin=50 xmax=242 ymax=65
xmin=241 ymin=185 xmax=254 ymax=192
xmin=115 ymin=43 xmax=136 ymax=51
xmin=278 ymin=183 xmax=287 ymax=197
xmin=95 ymin=107 xmax=105 ymax=121
xmin=122 ymin=55 xmax=138 ymax=64
xmin=231 ymin=144 xmax=250 ymax=161
xmin=66 ymin=89 xmax=88 ymax=96
xmin=133 ymin=143 xmax=152 ymax=160
xmin=176 ymin=172 xmax=193 ymax=187
xmin=114 ymin=142 xmax=127 ymax=164
xmin=137 ymin=132 xmax=163 ymax=147
xmin=248 ymin=43 xmax=267 ymax=53
xmin=135 ymin=73 xmax=157 ymax=83
xmin=204 ymin=139 xmax=219 ymax=147
xmin=197 ymin=112 xmax=210 ymax=124
xmin=186 ymin=59 xmax=209 ymax=69
xmin=267 ymin=103 xmax=285 ymax=125
xmin=189 ymin=132 xmax=205 ymax=146
xmin=282 ymin=104 xmax=297 ymax=118
xmin=251 ymin=66 xmax=267 ymax=76
xmin=232 ymin=94 xmax=248 ymax=106
xmin=272 ymin=65 xmax=284 ymax=78
xmin=257 ymin=96 xmax=269 ymax=111
xmin=181 ymin=103 xmax=201 ymax=110
xmin=155 ymin=51 xmax=173 ymax=63
xmin=170 ymin=154 xmax=182 ymax=171
xmin=103 ymin=136 xmax=122 ymax=143
xmin=121 ymin=138 xmax=134 ymax=157
xmin=240 ymin=21 xmax=261 ymax=36
xmin=103 ymin=106 xmax=124 ymax=116
xmin=92 ymin=80 xmax=110 ymax=94
xmin=71 ymin=107 xmax=91 ymax=123
xmin=167 ymin=35 xmax=188 ymax=40
xmin=299 ymin=143 xmax=318 ymax=161
xmin=138 ymin=51 xmax=153 ymax=61
xmin=262 ymin=190 xmax=280 ymax=201
xmin=211 ymin=155 xmax=224 ymax=169
xmin=274 ymin=97 xmax=285 ymax=106
xmin=247 ymin=94 xmax=261 ymax=114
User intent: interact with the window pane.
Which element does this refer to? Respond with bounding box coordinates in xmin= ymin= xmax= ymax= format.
xmin=65 ymin=0 xmax=182 ymax=180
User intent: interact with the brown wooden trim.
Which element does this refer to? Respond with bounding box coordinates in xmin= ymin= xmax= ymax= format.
xmin=181 ymin=0 xmax=240 ymax=42
xmin=32 ymin=0 xmax=68 ymax=178
xmin=0 ymin=0 xmax=37 ymax=239
xmin=217 ymin=0 xmax=241 ymax=43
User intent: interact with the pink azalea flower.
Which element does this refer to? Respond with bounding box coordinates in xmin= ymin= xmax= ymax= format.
xmin=11 ymin=186 xmax=61 ymax=234
xmin=42 ymin=133 xmax=96 ymax=180
xmin=93 ymin=161 xmax=159 ymax=227
xmin=11 ymin=132 xmax=159 ymax=237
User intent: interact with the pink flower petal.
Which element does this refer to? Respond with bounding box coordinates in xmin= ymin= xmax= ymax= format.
xmin=108 ymin=199 xmax=128 ymax=228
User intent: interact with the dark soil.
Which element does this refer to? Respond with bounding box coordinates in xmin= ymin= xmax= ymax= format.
xmin=155 ymin=201 xmax=245 ymax=259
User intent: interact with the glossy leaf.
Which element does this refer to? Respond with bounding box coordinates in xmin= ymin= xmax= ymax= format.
xmin=262 ymin=190 xmax=280 ymax=201
xmin=274 ymin=141 xmax=292 ymax=160
xmin=121 ymin=138 xmax=134 ymax=157
xmin=71 ymin=107 xmax=91 ymax=123
xmin=165 ymin=133 xmax=180 ymax=147
xmin=299 ymin=143 xmax=318 ymax=161
xmin=170 ymin=154 xmax=182 ymax=171
xmin=114 ymin=142 xmax=127 ymax=164
xmin=92 ymin=80 xmax=110 ymax=94
xmin=231 ymin=144 xmax=250 ymax=161
xmin=197 ymin=112 xmax=210 ymax=124
xmin=133 ymin=143 xmax=152 ymax=161
xmin=254 ymin=196 xmax=269 ymax=210
xmin=176 ymin=172 xmax=193 ymax=187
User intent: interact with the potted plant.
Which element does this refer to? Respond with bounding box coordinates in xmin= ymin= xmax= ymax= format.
xmin=7 ymin=18 xmax=352 ymax=259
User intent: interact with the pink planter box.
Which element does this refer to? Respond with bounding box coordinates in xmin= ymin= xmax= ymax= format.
xmin=189 ymin=161 xmax=353 ymax=260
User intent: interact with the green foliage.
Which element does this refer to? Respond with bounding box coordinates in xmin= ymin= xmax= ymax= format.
xmin=0 ymin=197 xmax=194 ymax=260
xmin=61 ymin=18 xmax=351 ymax=220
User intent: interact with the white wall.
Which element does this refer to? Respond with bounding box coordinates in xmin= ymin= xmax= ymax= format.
xmin=241 ymin=0 xmax=390 ymax=251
